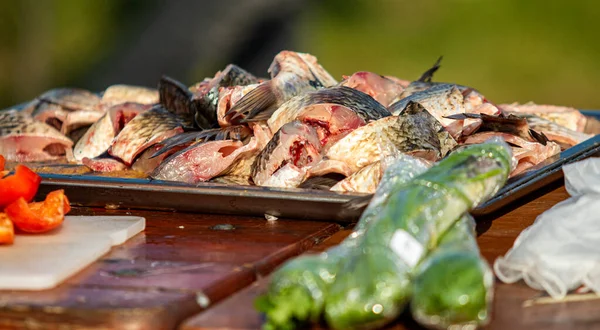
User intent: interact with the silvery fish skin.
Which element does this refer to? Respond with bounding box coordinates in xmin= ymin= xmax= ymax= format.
xmin=99 ymin=85 xmax=159 ymax=108
xmin=28 ymin=88 xmax=104 ymax=138
xmin=311 ymin=102 xmax=457 ymax=177
xmin=266 ymin=86 xmax=390 ymax=134
xmin=339 ymin=71 xmax=407 ymax=107
xmin=109 ymin=106 xmax=186 ymax=166
xmin=499 ymin=102 xmax=587 ymax=132
xmin=0 ymin=110 xmax=74 ymax=162
xmin=251 ymin=121 xmax=322 ymax=187
xmin=329 ymin=154 xmax=429 ymax=194
xmin=226 ymin=51 xmax=338 ymax=123
xmin=329 ymin=160 xmax=384 ymax=193
xmin=28 ymin=88 xmax=101 ymax=112
xmin=388 ymin=84 xmax=467 ymax=139
xmin=151 ymin=124 xmax=269 ymax=184
xmin=73 ymin=102 xmax=151 ymax=162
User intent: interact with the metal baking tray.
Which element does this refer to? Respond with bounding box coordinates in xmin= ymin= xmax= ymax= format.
xmin=5 ymin=104 xmax=600 ymax=222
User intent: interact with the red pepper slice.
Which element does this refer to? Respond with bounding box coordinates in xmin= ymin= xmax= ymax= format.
xmin=0 ymin=213 xmax=14 ymax=245
xmin=5 ymin=190 xmax=70 ymax=233
xmin=0 ymin=165 xmax=42 ymax=209
xmin=0 ymin=155 xmax=6 ymax=178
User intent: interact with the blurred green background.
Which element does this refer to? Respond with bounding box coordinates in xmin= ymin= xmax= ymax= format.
xmin=1 ymin=0 xmax=599 ymax=110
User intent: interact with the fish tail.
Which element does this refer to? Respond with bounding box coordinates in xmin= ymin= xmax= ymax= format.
xmin=225 ymin=82 xmax=279 ymax=124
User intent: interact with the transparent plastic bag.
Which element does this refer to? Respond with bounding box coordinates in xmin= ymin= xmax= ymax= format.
xmin=324 ymin=141 xmax=512 ymax=330
xmin=411 ymin=214 xmax=493 ymax=330
xmin=494 ymin=157 xmax=600 ymax=299
xmin=255 ymin=154 xmax=430 ymax=330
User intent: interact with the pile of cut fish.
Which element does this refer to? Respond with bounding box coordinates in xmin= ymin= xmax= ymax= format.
xmin=0 ymin=51 xmax=594 ymax=193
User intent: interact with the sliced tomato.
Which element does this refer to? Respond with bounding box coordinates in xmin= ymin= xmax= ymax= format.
xmin=5 ymin=190 xmax=70 ymax=233
xmin=0 ymin=165 xmax=42 ymax=208
xmin=0 ymin=213 xmax=14 ymax=245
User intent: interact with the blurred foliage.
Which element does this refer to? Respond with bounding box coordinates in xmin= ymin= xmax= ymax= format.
xmin=1 ymin=0 xmax=600 ymax=110
xmin=294 ymin=0 xmax=600 ymax=108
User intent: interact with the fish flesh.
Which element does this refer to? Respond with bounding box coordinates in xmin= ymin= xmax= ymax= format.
xmin=109 ymin=106 xmax=186 ymax=166
xmin=463 ymin=131 xmax=561 ymax=176
xmin=388 ymin=84 xmax=467 ymax=139
xmin=151 ymin=124 xmax=269 ymax=184
xmin=266 ymin=86 xmax=390 ymax=134
xmin=150 ymin=125 xmax=253 ymax=159
xmin=339 ymin=71 xmax=406 ymax=107
xmin=82 ymin=152 xmax=127 ymax=172
xmin=0 ymin=110 xmax=73 ymax=162
xmin=294 ymin=103 xmax=366 ymax=148
xmin=100 ymin=84 xmax=159 ymax=107
xmin=226 ymin=51 xmax=338 ymax=123
xmin=73 ymin=102 xmax=150 ymax=162
xmin=499 ymin=102 xmax=587 ymax=132
xmin=216 ymin=84 xmax=260 ymax=127
xmin=251 ymin=121 xmax=322 ymax=187
xmin=311 ymin=102 xmax=456 ymax=178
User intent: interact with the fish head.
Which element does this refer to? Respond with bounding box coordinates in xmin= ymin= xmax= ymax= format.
xmin=251 ymin=121 xmax=322 ymax=187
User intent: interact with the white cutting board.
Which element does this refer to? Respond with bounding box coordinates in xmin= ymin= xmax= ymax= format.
xmin=0 ymin=215 xmax=145 ymax=290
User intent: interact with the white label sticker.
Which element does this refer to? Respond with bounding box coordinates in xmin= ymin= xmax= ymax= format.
xmin=389 ymin=230 xmax=425 ymax=267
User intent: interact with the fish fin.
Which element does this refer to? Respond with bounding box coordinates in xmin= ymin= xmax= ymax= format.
xmin=417 ymin=56 xmax=443 ymax=82
xmin=402 ymin=101 xmax=428 ymax=115
xmin=298 ymin=173 xmax=346 ymax=190
xmin=444 ymin=113 xmax=481 ymax=120
xmin=149 ymin=126 xmax=252 ymax=159
xmin=195 ymin=125 xmax=252 ymax=142
xmin=529 ymin=129 xmax=549 ymax=145
xmin=193 ymin=89 xmax=220 ymax=129
xmin=461 ymin=87 xmax=475 ymax=97
xmin=149 ymin=132 xmax=204 ymax=159
xmin=225 ymin=82 xmax=278 ymax=124
xmin=159 ymin=76 xmax=194 ymax=119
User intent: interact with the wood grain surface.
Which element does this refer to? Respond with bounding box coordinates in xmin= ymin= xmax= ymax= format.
xmin=0 ymin=210 xmax=341 ymax=329
xmin=182 ymin=185 xmax=600 ymax=330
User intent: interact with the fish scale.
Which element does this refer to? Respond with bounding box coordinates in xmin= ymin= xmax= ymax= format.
xmin=267 ymin=86 xmax=391 ymax=133
xmin=108 ymin=106 xmax=186 ymax=166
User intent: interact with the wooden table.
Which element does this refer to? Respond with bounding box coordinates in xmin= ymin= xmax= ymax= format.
xmin=2 ymin=182 xmax=598 ymax=329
